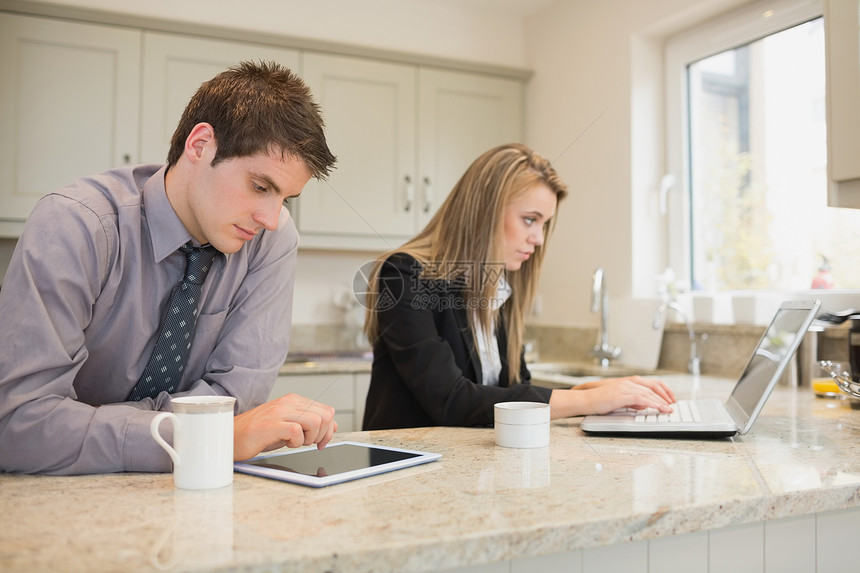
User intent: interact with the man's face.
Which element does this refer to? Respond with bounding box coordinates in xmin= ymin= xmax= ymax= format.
xmin=184 ymin=149 xmax=311 ymax=254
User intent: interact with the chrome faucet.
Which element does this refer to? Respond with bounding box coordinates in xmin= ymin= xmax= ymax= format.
xmin=590 ymin=268 xmax=621 ymax=367
xmin=653 ymin=300 xmax=705 ymax=375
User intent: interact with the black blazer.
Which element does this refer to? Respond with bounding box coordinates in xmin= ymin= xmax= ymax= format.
xmin=362 ymin=253 xmax=552 ymax=430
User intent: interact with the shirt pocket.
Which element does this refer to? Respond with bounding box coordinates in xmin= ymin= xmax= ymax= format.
xmin=185 ymin=309 xmax=229 ymax=383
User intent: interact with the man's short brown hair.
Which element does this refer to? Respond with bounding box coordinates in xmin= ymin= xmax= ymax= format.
xmin=167 ymin=60 xmax=336 ymax=179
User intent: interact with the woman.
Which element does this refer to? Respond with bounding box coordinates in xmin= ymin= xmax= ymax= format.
xmin=362 ymin=143 xmax=674 ymax=430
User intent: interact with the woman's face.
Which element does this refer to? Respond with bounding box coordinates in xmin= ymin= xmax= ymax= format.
xmin=502 ymin=183 xmax=557 ymax=271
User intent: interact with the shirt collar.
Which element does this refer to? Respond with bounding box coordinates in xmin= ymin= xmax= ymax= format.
xmin=143 ymin=165 xmax=195 ymax=263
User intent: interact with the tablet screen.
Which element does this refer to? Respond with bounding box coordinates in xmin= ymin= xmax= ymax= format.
xmin=243 ymin=443 xmax=421 ymax=477
xmin=233 ymin=441 xmax=441 ymax=487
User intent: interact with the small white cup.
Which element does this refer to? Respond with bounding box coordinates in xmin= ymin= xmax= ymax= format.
xmin=150 ymin=396 xmax=236 ymax=490
xmin=494 ymin=401 xmax=550 ymax=448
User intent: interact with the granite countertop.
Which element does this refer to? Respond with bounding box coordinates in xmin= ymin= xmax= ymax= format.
xmin=2 ymin=376 xmax=859 ymax=572
xmin=279 ymin=360 xmax=372 ymax=375
xmin=276 ymin=357 xmax=654 ymax=378
xmin=279 ymin=351 xmax=373 ymax=375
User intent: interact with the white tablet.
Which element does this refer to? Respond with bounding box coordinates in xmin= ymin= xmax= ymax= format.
xmin=233 ymin=441 xmax=442 ymax=487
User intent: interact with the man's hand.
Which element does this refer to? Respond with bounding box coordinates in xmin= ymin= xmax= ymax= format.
xmin=233 ymin=393 xmax=337 ymax=461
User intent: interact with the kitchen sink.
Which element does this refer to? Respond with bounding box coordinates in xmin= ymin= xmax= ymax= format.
xmin=527 ymin=361 xmax=657 ymax=388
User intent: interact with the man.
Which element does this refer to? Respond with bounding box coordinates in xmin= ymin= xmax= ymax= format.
xmin=0 ymin=61 xmax=338 ymax=474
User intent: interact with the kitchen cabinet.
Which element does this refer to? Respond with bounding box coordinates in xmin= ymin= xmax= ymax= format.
xmin=0 ymin=15 xmax=301 ymax=237
xmin=298 ymin=53 xmax=417 ymax=248
xmin=0 ymin=13 xmax=140 ymax=237
xmin=824 ymin=0 xmax=860 ymax=208
xmin=269 ymin=372 xmax=370 ymax=432
xmin=140 ymin=32 xmax=300 ymax=164
xmin=0 ymin=9 xmax=524 ymax=245
xmin=416 ymin=68 xmax=524 ymax=229
xmin=298 ymin=53 xmax=523 ymax=250
xmin=353 ymin=372 xmax=371 ymax=431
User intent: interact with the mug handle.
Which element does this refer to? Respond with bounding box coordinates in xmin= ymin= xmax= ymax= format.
xmin=150 ymin=412 xmax=182 ymax=467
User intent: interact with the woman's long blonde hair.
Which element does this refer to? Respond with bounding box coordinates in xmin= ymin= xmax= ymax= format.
xmin=364 ymin=143 xmax=568 ymax=382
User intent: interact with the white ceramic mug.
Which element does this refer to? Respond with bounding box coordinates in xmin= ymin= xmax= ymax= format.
xmin=150 ymin=396 xmax=236 ymax=490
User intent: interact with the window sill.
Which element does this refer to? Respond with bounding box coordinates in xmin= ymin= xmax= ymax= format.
xmin=672 ymin=290 xmax=860 ymax=326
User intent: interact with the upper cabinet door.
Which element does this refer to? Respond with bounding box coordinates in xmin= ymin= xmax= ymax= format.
xmin=0 ymin=13 xmax=141 ymax=233
xmin=299 ymin=53 xmax=417 ymax=249
xmin=416 ymin=69 xmax=523 ymax=229
xmin=140 ymin=32 xmax=300 ymax=164
xmin=824 ymin=0 xmax=860 ymax=208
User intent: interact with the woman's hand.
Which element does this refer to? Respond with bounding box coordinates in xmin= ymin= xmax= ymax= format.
xmin=232 ymin=393 xmax=338 ymax=461
xmin=548 ymin=376 xmax=676 ymax=419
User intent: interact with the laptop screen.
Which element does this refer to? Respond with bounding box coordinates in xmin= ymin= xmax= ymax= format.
xmin=728 ymin=301 xmax=819 ymax=430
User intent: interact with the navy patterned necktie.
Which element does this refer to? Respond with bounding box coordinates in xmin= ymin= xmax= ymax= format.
xmin=127 ymin=243 xmax=218 ymax=401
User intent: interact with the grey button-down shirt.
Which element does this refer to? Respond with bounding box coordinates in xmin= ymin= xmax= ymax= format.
xmin=0 ymin=164 xmax=297 ymax=474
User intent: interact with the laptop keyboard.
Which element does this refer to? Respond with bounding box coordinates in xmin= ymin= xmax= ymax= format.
xmin=632 ymin=400 xmax=701 ymax=424
xmin=611 ymin=399 xmax=732 ymax=426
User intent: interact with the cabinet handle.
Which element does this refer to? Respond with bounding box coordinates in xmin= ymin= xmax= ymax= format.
xmin=422 ymin=176 xmax=433 ymax=213
xmin=403 ymin=175 xmax=413 ymax=212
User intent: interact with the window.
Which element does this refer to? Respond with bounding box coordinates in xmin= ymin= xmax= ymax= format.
xmin=665 ymin=0 xmax=860 ymax=293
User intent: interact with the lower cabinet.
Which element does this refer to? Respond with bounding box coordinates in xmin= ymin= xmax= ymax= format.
xmin=270 ymin=372 xmax=371 ymax=433
xmin=440 ymin=507 xmax=860 ymax=573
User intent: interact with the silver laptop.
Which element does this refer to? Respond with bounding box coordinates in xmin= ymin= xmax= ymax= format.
xmin=581 ymin=299 xmax=821 ymax=438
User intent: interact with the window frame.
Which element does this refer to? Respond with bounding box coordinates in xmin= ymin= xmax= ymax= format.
xmin=663 ymin=0 xmax=825 ymax=293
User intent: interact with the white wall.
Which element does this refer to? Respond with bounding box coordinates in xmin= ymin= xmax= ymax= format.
xmin=20 ymin=0 xmax=530 ymax=68
xmin=292 ymin=250 xmax=375 ymax=324
xmin=523 ymin=0 xmax=757 ymax=328
xmin=0 ymin=0 xmax=534 ymax=324
xmin=1 ymin=0 xmax=771 ymax=328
